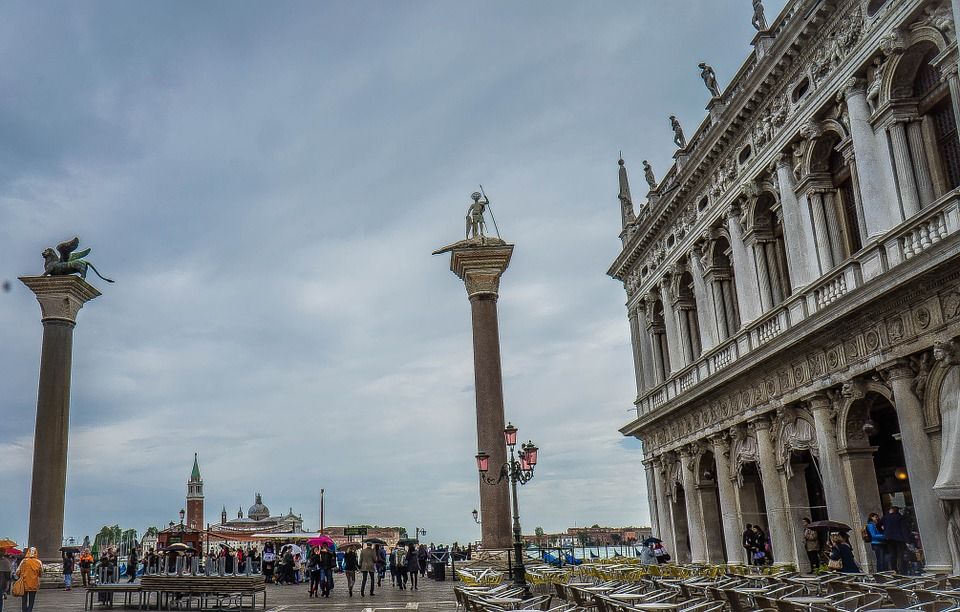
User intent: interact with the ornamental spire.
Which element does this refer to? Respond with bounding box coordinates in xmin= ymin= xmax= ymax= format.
xmin=190 ymin=452 xmax=201 ymax=482
xmin=618 ymin=155 xmax=636 ymax=227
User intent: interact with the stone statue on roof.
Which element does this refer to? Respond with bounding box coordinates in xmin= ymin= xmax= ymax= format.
xmin=698 ymin=63 xmax=721 ymax=98
xmin=643 ymin=161 xmax=656 ymax=189
xmin=670 ymin=116 xmax=686 ymax=149
xmin=752 ymin=0 xmax=768 ymax=31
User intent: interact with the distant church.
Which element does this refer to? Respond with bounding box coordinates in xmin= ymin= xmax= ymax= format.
xmin=217 ymin=493 xmax=304 ymax=533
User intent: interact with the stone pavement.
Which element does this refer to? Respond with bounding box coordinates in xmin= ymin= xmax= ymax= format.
xmin=17 ymin=572 xmax=459 ymax=611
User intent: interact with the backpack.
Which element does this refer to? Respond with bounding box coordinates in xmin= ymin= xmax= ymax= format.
xmin=861 ymin=526 xmax=871 ymax=543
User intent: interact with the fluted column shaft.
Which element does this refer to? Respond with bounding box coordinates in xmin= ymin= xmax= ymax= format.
xmin=628 ymin=308 xmax=647 ymax=395
xmin=889 ymin=119 xmax=922 ymax=218
xmin=906 ymin=119 xmax=936 ymax=207
xmin=752 ymin=241 xmax=774 ymax=312
xmin=808 ymin=395 xmax=853 ymax=526
xmin=752 ymin=416 xmax=795 ymax=565
xmin=776 ymin=158 xmax=818 ymax=288
xmin=651 ymin=459 xmax=676 ymax=552
xmin=688 ymin=252 xmax=716 ymax=352
xmin=644 ymin=460 xmax=661 ymax=542
xmin=659 ymin=281 xmax=684 ymax=372
xmin=808 ymin=191 xmax=835 ymax=272
xmin=680 ymin=448 xmax=708 ymax=563
xmin=711 ymin=434 xmax=745 ymax=563
xmin=726 ymin=210 xmax=762 ymax=324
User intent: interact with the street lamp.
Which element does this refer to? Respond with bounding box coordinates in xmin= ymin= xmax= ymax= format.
xmin=471 ymin=509 xmax=480 ymax=524
xmin=415 ymin=527 xmax=427 ymax=540
xmin=475 ymin=421 xmax=538 ymax=594
xmin=179 ymin=509 xmax=186 ymax=529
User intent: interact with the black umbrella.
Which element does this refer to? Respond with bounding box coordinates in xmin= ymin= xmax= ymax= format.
xmin=397 ymin=538 xmax=419 ymax=546
xmin=160 ymin=543 xmax=197 ymax=554
xmin=805 ymin=520 xmax=851 ymax=532
xmin=362 ymin=537 xmax=386 ymax=545
xmin=641 ymin=537 xmax=662 ymax=546
xmin=59 ymin=546 xmax=82 ymax=553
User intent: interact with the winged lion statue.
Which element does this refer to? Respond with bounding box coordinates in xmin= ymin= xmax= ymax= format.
xmin=41 ymin=237 xmax=114 ymax=283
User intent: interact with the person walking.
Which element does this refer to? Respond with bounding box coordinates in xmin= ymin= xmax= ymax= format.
xmin=62 ymin=552 xmax=74 ymax=591
xmin=126 ymin=549 xmax=137 ymax=583
xmin=307 ymin=547 xmax=322 ymax=598
xmin=406 ymin=544 xmax=420 ymax=591
xmin=750 ymin=525 xmax=768 ymax=565
xmin=343 ymin=546 xmax=359 ymax=597
xmin=359 ymin=542 xmax=377 ymax=597
xmin=827 ymin=533 xmax=861 ymax=573
xmin=388 ymin=547 xmax=398 ymax=586
xmin=0 ymin=551 xmax=13 ymax=598
xmin=318 ymin=545 xmax=336 ymax=597
xmin=866 ymin=512 xmax=887 ymax=571
xmin=13 ymin=548 xmax=42 ymax=612
xmin=78 ymin=549 xmax=93 ymax=586
xmin=879 ymin=505 xmax=908 ymax=574
xmin=375 ymin=544 xmax=386 ymax=587
xmin=395 ymin=546 xmax=407 ymax=590
xmin=801 ymin=518 xmax=820 ymax=572
xmin=417 ymin=544 xmax=428 ymax=578
xmin=741 ymin=524 xmax=755 ymax=564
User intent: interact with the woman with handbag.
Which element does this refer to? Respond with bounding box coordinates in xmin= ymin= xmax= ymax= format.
xmin=827 ymin=533 xmax=860 ymax=573
xmin=12 ymin=547 xmax=42 ymax=612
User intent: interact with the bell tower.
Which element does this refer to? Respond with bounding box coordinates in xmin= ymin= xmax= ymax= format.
xmin=186 ymin=453 xmax=204 ymax=530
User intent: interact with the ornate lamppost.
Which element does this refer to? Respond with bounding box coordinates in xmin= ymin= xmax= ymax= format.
xmin=415 ymin=527 xmax=427 ymax=541
xmin=475 ymin=422 xmax=538 ymax=592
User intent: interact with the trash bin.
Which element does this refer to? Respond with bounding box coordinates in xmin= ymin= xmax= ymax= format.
xmin=431 ymin=561 xmax=446 ymax=581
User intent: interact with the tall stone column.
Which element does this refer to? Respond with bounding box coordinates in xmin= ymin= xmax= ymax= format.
xmin=628 ymin=308 xmax=647 ymax=395
xmin=20 ymin=276 xmax=100 ymax=563
xmin=658 ymin=278 xmax=684 ymax=372
xmin=806 ymin=394 xmax=853 ymax=527
xmin=434 ymin=238 xmax=514 ymax=550
xmin=775 ymin=155 xmax=818 ymax=289
xmin=844 ymin=79 xmax=901 ymax=238
xmin=750 ymin=415 xmax=795 ymax=566
xmin=679 ymin=445 xmax=708 ymax=563
xmin=807 ymin=190 xmax=835 ymax=272
xmin=651 ymin=457 xmax=676 ymax=552
xmin=906 ymin=120 xmax=935 ymax=207
xmin=888 ymin=119 xmax=922 ymax=218
xmin=725 ymin=204 xmax=762 ymax=324
xmin=710 ymin=433 xmax=744 ymax=563
xmin=643 ymin=459 xmax=661 ymax=542
xmin=751 ymin=241 xmax=774 ymax=313
xmin=884 ymin=360 xmax=953 ymax=573
xmin=687 ymin=248 xmax=716 ymax=352
xmin=635 ymin=303 xmax=656 ymax=388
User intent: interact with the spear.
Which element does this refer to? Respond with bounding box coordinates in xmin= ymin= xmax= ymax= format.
xmin=478 ymin=184 xmax=501 ymax=238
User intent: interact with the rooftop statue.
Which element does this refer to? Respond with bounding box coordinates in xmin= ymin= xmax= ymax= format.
xmin=41 ymin=237 xmax=114 ymax=283
xmin=698 ymin=62 xmax=721 ymax=98
xmin=670 ymin=115 xmax=687 ymax=149
xmin=466 ymin=191 xmax=489 ymax=239
xmin=752 ymin=0 xmax=768 ymax=31
xmin=643 ymin=161 xmax=657 ymax=189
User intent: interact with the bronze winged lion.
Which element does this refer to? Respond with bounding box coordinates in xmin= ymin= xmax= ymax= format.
xmin=41 ymin=237 xmax=114 ymax=283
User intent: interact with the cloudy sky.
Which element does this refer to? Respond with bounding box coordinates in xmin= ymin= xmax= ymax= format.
xmin=0 ymin=1 xmax=786 ymax=545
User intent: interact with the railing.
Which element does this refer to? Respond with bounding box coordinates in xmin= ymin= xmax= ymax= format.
xmin=633 ymin=191 xmax=960 ymax=420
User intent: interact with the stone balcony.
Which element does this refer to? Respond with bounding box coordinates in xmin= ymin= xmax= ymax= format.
xmin=633 ymin=189 xmax=960 ymax=420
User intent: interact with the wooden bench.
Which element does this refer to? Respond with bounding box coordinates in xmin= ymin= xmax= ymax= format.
xmin=84 ymin=583 xmax=144 ymax=610
xmin=139 ymin=575 xmax=267 ymax=610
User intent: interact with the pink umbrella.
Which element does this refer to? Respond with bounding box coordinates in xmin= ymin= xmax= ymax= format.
xmin=308 ymin=535 xmax=334 ymax=548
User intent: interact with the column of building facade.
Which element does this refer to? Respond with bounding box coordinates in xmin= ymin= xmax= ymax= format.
xmin=887 ymin=116 xmax=922 ymax=218
xmin=644 ymin=294 xmax=668 ymax=385
xmin=905 ymin=119 xmax=936 ymax=207
xmin=751 ymin=239 xmax=775 ymax=313
xmin=679 ymin=445 xmax=708 ymax=563
xmin=710 ymin=432 xmax=745 ymax=563
xmin=806 ymin=394 xmax=854 ymax=528
xmin=725 ymin=203 xmax=763 ymax=324
xmin=628 ymin=306 xmax=647 ymax=395
xmin=884 ymin=360 xmax=953 ymax=572
xmin=659 ymin=277 xmax=685 ymax=372
xmin=775 ymin=155 xmax=819 ymax=288
xmin=839 ymin=145 xmax=870 ymax=243
xmin=651 ymin=456 xmax=677 ymax=553
xmin=687 ymin=246 xmax=717 ymax=352
xmin=821 ymin=190 xmax=846 ymax=265
xmin=749 ymin=415 xmax=796 ymax=566
xmin=671 ymin=268 xmax=699 ymax=365
xmin=806 ymin=186 xmax=835 ymax=272
xmin=943 ymin=64 xmax=960 ymax=144
xmin=845 ymin=78 xmax=903 ymax=238
xmin=643 ymin=458 xmax=662 ymax=544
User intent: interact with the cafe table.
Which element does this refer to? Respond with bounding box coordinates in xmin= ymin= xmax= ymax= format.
xmin=784 ymin=595 xmax=832 ymax=610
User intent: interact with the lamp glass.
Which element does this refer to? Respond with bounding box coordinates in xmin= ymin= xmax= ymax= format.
xmin=475 ymin=452 xmax=490 ymax=473
xmin=524 ymin=443 xmax=538 ymax=466
xmin=504 ymin=423 xmax=518 ymax=447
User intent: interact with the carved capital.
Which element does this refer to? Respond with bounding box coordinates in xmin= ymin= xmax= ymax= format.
xmin=881 ymin=359 xmax=917 ymax=382
xmin=747 ymin=414 xmax=772 ymax=432
xmin=443 ymin=242 xmax=514 ymax=300
xmin=934 ymin=339 xmax=960 ymax=365
xmin=804 ymin=392 xmax=833 ymax=413
xmin=843 ymin=77 xmax=867 ymax=98
xmin=19 ymin=276 xmax=101 ymax=325
xmin=709 ymin=432 xmax=731 ymax=454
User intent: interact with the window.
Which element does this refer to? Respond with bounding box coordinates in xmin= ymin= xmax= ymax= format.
xmin=792 ymin=78 xmax=810 ymax=103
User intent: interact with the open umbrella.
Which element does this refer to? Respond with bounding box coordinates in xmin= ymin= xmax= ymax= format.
xmin=0 ymin=539 xmax=17 ymax=549
xmin=363 ymin=537 xmax=386 ymax=545
xmin=60 ymin=546 xmax=82 ymax=553
xmin=339 ymin=542 xmax=361 ymax=550
xmin=4 ymin=548 xmax=23 ymax=557
xmin=397 ymin=538 xmax=418 ymax=546
xmin=307 ymin=535 xmax=334 ymax=548
xmin=641 ymin=537 xmax=662 ymax=546
xmin=806 ymin=520 xmax=851 ymax=532
xmin=280 ymin=543 xmax=303 ymax=556
xmin=160 ymin=543 xmax=197 ymax=554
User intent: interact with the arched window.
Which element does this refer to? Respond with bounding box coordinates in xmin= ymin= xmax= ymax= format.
xmin=645 ymin=296 xmax=671 ymax=384
xmin=703 ymin=235 xmax=741 ymax=342
xmin=750 ymin=193 xmax=792 ymax=307
xmin=673 ymin=270 xmax=702 ymax=362
xmin=807 ymin=134 xmax=864 ymax=269
xmin=914 ymin=47 xmax=960 ymax=194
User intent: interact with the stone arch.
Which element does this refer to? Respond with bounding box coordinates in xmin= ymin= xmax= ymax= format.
xmin=741 ymin=183 xmax=780 ymax=231
xmin=882 ymin=30 xmax=951 ymax=105
xmin=802 ymin=121 xmax=848 ymax=177
xmin=836 ymin=379 xmax=893 ymax=451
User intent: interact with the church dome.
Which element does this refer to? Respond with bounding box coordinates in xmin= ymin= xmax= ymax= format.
xmin=248 ymin=493 xmax=270 ymax=521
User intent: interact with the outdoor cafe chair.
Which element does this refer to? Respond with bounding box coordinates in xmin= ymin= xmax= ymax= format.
xmin=826 ymin=592 xmax=885 ymax=612
xmin=905 ymin=600 xmax=960 ymax=611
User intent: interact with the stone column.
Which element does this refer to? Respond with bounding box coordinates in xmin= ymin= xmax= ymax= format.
xmin=726 ymin=204 xmax=762 ymax=324
xmin=906 ymin=120 xmax=936 ymax=207
xmin=776 ymin=156 xmax=818 ymax=289
xmin=710 ymin=433 xmax=744 ymax=563
xmin=845 ymin=79 xmax=902 ymax=238
xmin=675 ymin=305 xmax=695 ymax=366
xmin=807 ymin=394 xmax=853 ymax=527
xmin=659 ymin=278 xmax=684 ymax=372
xmin=687 ymin=248 xmax=716 ymax=352
xmin=822 ymin=191 xmax=846 ymax=265
xmin=807 ymin=190 xmax=835 ymax=272
xmin=435 ymin=238 xmax=514 ymax=550
xmin=643 ymin=459 xmax=661 ymax=542
xmin=679 ymin=445 xmax=708 ymax=563
xmin=651 ymin=457 xmax=676 ymax=550
xmin=752 ymin=242 xmax=774 ymax=313
xmin=635 ymin=303 xmax=656 ymax=388
xmin=750 ymin=415 xmax=795 ymax=566
xmin=888 ymin=119 xmax=922 ymax=218
xmin=19 ymin=276 xmax=100 ymax=563
xmin=628 ymin=308 xmax=647 ymax=395
xmin=884 ymin=360 xmax=953 ymax=573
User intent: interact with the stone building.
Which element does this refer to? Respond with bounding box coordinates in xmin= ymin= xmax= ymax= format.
xmin=610 ymin=0 xmax=960 ymax=573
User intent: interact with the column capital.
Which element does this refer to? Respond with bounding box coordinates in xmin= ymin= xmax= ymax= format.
xmin=709 ymin=432 xmax=731 ymax=452
xmin=434 ymin=238 xmax=514 ymax=300
xmin=843 ymin=77 xmax=867 ymax=98
xmin=881 ymin=358 xmax=916 ymax=382
xmin=19 ymin=276 xmax=101 ymax=324
xmin=934 ymin=338 xmax=960 ymax=365
xmin=775 ymin=151 xmax=793 ymax=169
xmin=747 ymin=414 xmax=772 ymax=432
xmin=802 ymin=392 xmax=833 ymax=412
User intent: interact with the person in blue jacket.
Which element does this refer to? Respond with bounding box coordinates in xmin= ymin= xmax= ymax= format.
xmin=866 ymin=512 xmax=886 ymax=571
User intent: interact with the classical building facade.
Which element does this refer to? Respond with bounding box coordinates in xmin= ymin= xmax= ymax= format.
xmin=611 ymin=0 xmax=960 ymax=573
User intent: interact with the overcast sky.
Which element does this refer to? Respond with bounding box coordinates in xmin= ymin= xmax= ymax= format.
xmin=0 ymin=1 xmax=786 ymax=545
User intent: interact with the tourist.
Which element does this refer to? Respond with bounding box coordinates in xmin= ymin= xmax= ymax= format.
xmin=388 ymin=547 xmax=398 ymax=586
xmin=79 ymin=549 xmax=93 ymax=585
xmin=343 ymin=546 xmax=359 ymax=597
xmin=375 ymin=544 xmax=386 ymax=586
xmin=801 ymin=518 xmax=820 ymax=571
xmin=652 ymin=541 xmax=669 ymax=564
xmin=62 ymin=551 xmax=74 ymax=591
xmin=359 ymin=542 xmax=377 ymax=597
xmin=126 ymin=548 xmax=137 ymax=583
xmin=750 ymin=525 xmax=768 ymax=565
xmin=406 ymin=543 xmax=420 ymax=590
xmin=638 ymin=543 xmax=657 ymax=565
xmin=262 ymin=544 xmax=275 ymax=583
xmin=866 ymin=512 xmax=886 ymax=571
xmin=828 ymin=533 xmax=860 ymax=573
xmin=307 ymin=547 xmax=322 ymax=598
xmin=417 ymin=544 xmax=428 ymax=578
xmin=13 ymin=548 xmax=42 ymax=612
xmin=879 ymin=505 xmax=908 ymax=574
xmin=395 ymin=545 xmax=408 ymax=589
xmin=741 ymin=523 xmax=755 ymax=563
xmin=319 ymin=545 xmax=336 ymax=597
xmin=0 ymin=551 xmax=13 ymax=597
